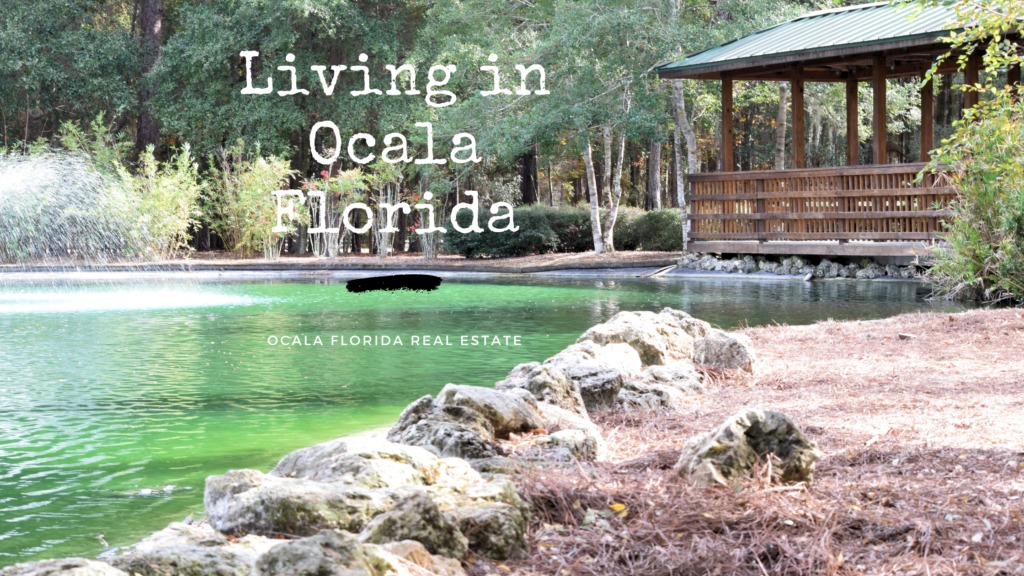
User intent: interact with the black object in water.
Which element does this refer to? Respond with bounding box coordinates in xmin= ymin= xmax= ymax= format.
xmin=346 ymin=274 xmax=443 ymax=293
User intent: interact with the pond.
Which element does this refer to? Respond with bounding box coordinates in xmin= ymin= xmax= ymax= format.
xmin=0 ymin=273 xmax=965 ymax=565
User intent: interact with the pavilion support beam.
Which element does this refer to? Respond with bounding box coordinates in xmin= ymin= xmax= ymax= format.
xmin=791 ymin=69 xmax=805 ymax=169
xmin=872 ymin=54 xmax=887 ymax=165
xmin=964 ymin=52 xmax=980 ymax=109
xmin=920 ymin=75 xmax=933 ymax=162
xmin=846 ymin=77 xmax=859 ymax=165
xmin=721 ymin=77 xmax=734 ymax=172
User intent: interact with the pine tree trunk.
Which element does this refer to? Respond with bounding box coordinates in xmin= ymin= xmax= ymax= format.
xmin=136 ymin=0 xmax=163 ymax=155
xmin=775 ymin=82 xmax=789 ymax=170
xmin=646 ymin=137 xmax=662 ymax=210
xmin=547 ymin=159 xmax=554 ymax=206
xmin=519 ymin=144 xmax=538 ymax=204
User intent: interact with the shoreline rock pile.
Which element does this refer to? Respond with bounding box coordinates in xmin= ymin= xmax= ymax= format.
xmin=679 ymin=253 xmax=921 ymax=279
xmin=0 ymin=308 xmax=824 ymax=576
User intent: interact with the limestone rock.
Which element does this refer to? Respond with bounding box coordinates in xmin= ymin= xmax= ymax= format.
xmin=522 ymin=428 xmax=600 ymax=461
xmin=856 ymin=263 xmax=884 ymax=279
xmin=434 ymin=384 xmax=543 ymax=438
xmin=0 ymin=559 xmax=127 ymax=576
xmin=386 ymin=396 xmax=498 ymax=460
xmin=495 ymin=362 xmax=587 ymax=417
xmin=272 ymin=438 xmax=436 ymax=488
xmin=387 ymin=386 xmax=545 ymax=460
xmin=738 ymin=256 xmax=758 ymax=274
xmin=359 ymin=490 xmax=468 ymax=559
xmin=109 ymin=545 xmax=253 ymax=576
xmin=816 ymin=259 xmax=840 ymax=279
xmin=535 ymin=402 xmax=605 ymax=460
xmin=418 ymin=457 xmax=481 ymax=492
xmin=616 ymin=382 xmax=687 ymax=411
xmin=576 ymin=311 xmax=695 ymax=365
xmin=372 ymin=541 xmax=466 ymax=576
xmin=655 ymin=308 xmax=712 ymax=341
xmin=254 ymin=530 xmax=375 ymax=576
xmin=632 ymin=360 xmax=704 ymax=392
xmin=107 ymin=522 xmax=278 ymax=576
xmin=675 ymin=409 xmax=821 ymax=486
xmin=388 ymin=418 xmax=497 ymax=461
xmin=129 ymin=522 xmax=231 ymax=551
xmin=544 ymin=342 xmax=640 ymax=412
xmin=446 ymin=503 xmax=529 ymax=560
xmin=205 ymin=469 xmax=396 ymax=537
xmin=694 ymin=330 xmax=756 ymax=373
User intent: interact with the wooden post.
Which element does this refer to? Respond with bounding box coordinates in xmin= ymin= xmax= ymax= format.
xmin=872 ymin=54 xmax=887 ymax=165
xmin=964 ymin=52 xmax=980 ymax=109
xmin=721 ymin=77 xmax=734 ymax=172
xmin=920 ymin=74 xmax=933 ymax=162
xmin=846 ymin=77 xmax=859 ymax=165
xmin=755 ymin=178 xmax=765 ymax=243
xmin=791 ymin=69 xmax=805 ymax=169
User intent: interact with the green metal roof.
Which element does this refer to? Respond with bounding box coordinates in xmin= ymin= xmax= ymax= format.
xmin=658 ymin=2 xmax=959 ymax=79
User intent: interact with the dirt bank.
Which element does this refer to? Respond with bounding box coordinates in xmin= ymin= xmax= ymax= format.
xmin=0 ymin=251 xmax=682 ymax=274
xmin=477 ymin=308 xmax=1024 ymax=576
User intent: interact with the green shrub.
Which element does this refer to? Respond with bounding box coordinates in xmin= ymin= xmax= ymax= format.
xmin=442 ymin=203 xmax=683 ymax=258
xmin=928 ymin=98 xmax=1024 ymax=302
xmin=613 ymin=207 xmax=644 ymax=250
xmin=545 ymin=205 xmax=593 ymax=253
xmin=208 ymin=143 xmax=296 ymax=259
xmin=631 ymin=209 xmax=684 ymax=251
xmin=444 ymin=204 xmax=559 ymax=258
xmin=124 ymin=145 xmax=205 ymax=259
xmin=920 ymin=0 xmax=1024 ymax=303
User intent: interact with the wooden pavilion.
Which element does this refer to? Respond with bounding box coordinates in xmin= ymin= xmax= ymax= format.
xmin=657 ymin=2 xmax=1013 ymax=257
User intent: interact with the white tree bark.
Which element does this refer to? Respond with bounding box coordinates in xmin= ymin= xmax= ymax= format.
xmin=671 ymin=79 xmax=697 ymax=251
xmin=601 ymin=129 xmax=627 ymax=251
xmin=583 ymin=138 xmax=604 ymax=253
xmin=601 ymin=124 xmax=612 ymax=207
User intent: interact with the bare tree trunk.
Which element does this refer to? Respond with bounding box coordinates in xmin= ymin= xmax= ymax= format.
xmin=775 ymin=82 xmax=789 ymax=170
xmin=601 ymin=125 xmax=612 ymax=207
xmin=671 ymin=79 xmax=697 ymax=252
xmin=583 ymin=139 xmax=604 ymax=253
xmin=601 ymin=129 xmax=628 ymax=251
xmin=519 ymin=144 xmax=538 ymax=204
xmin=547 ymin=159 xmax=554 ymax=206
xmin=646 ymin=136 xmax=662 ymax=210
xmin=136 ymin=0 xmax=163 ymax=155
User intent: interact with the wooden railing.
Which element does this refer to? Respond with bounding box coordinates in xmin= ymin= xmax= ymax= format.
xmin=687 ymin=163 xmax=955 ymax=243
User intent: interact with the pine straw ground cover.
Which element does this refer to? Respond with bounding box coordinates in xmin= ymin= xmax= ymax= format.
xmin=468 ymin=308 xmax=1024 ymax=576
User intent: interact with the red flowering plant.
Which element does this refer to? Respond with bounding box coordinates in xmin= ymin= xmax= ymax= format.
xmin=299 ymin=164 xmax=368 ymax=257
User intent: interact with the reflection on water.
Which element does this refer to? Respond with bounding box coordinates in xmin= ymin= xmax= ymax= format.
xmin=0 ymin=275 xmax=965 ymax=565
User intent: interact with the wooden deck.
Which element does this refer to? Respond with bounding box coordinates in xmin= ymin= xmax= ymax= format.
xmin=686 ymin=163 xmax=954 ymax=257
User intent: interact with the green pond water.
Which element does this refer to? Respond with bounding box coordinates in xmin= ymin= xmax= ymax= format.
xmin=0 ymin=273 xmax=965 ymax=566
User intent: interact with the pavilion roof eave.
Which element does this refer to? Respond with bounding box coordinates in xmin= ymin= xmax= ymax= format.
xmin=656 ymin=33 xmax=956 ymax=81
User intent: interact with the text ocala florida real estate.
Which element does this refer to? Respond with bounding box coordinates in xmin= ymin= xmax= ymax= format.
xmin=267 ymin=334 xmax=523 ymax=347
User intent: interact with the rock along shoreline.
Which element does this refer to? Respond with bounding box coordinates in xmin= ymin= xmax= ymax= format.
xmin=1 ymin=308 xmax=823 ymax=576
